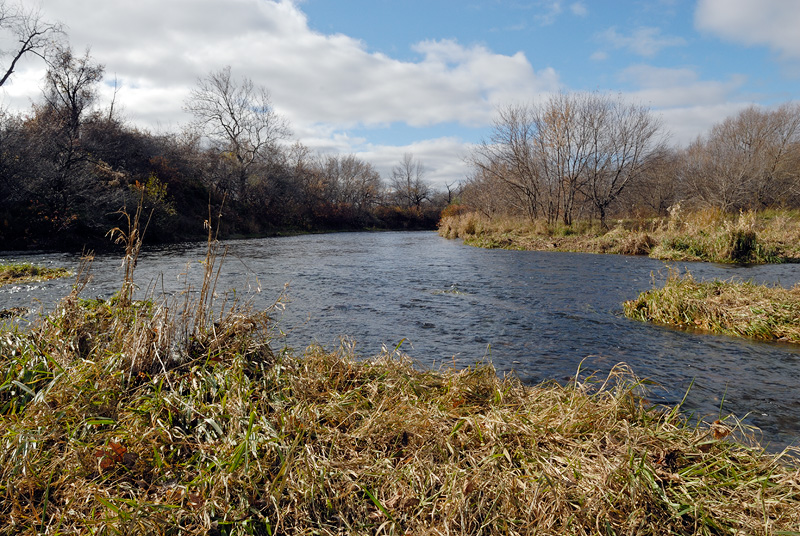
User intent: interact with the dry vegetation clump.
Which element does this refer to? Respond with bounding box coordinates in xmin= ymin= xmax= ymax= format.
xmin=624 ymin=269 xmax=800 ymax=343
xmin=0 ymin=262 xmax=71 ymax=288
xmin=439 ymin=208 xmax=797 ymax=264
xmin=648 ymin=207 xmax=781 ymax=264
xmin=752 ymin=208 xmax=800 ymax=261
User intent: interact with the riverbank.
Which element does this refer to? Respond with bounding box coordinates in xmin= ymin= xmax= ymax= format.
xmin=439 ymin=208 xmax=800 ymax=264
xmin=624 ymin=270 xmax=800 ymax=343
xmin=2 ymin=259 xmax=800 ymax=534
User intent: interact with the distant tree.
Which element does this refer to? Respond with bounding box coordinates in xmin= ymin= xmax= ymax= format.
xmin=579 ymin=93 xmax=666 ymax=228
xmin=322 ymin=154 xmax=382 ymax=210
xmin=22 ymin=46 xmax=107 ymax=234
xmin=184 ymin=66 xmax=291 ymax=200
xmin=461 ymin=166 xmax=523 ymax=218
xmin=470 ymin=92 xmax=666 ymax=227
xmin=623 ymin=148 xmax=680 ymax=217
xmin=683 ymin=104 xmax=800 ymax=211
xmin=0 ymin=0 xmax=63 ymax=87
xmin=469 ymin=104 xmax=540 ymax=220
xmin=443 ymin=180 xmax=462 ymax=204
xmin=390 ymin=153 xmax=430 ymax=208
xmin=42 ymin=46 xmax=104 ymax=137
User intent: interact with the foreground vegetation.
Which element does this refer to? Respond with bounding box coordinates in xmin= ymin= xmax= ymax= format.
xmin=439 ymin=207 xmax=800 ymax=264
xmin=3 ymin=294 xmax=800 ymax=534
xmin=0 ymin=262 xmax=71 ymax=288
xmin=2 ymin=222 xmax=800 ymax=535
xmin=624 ymin=270 xmax=800 ymax=344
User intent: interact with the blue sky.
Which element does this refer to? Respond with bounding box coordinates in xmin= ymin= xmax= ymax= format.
xmin=5 ymin=0 xmax=800 ymax=187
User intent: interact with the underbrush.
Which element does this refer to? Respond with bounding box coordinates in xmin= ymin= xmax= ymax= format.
xmin=624 ymin=269 xmax=800 ymax=343
xmin=439 ymin=208 xmax=798 ymax=264
xmin=2 ymin=209 xmax=800 ymax=534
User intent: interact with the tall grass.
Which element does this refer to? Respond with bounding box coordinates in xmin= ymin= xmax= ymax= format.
xmin=2 ymin=207 xmax=800 ymax=534
xmin=624 ymin=269 xmax=800 ymax=343
xmin=439 ymin=208 xmax=797 ymax=264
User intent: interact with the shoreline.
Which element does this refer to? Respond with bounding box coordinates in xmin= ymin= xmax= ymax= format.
xmin=438 ymin=209 xmax=800 ymax=264
xmin=3 ymin=304 xmax=799 ymax=533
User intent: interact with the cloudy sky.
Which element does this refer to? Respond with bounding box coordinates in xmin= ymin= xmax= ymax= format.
xmin=3 ymin=0 xmax=800 ymax=187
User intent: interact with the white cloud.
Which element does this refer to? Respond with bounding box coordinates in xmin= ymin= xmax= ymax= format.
xmin=616 ymin=65 xmax=750 ymax=145
xmin=570 ymin=2 xmax=588 ymax=17
xmin=659 ymin=103 xmax=755 ymax=146
xmin=357 ymin=137 xmax=474 ymax=188
xmin=16 ymin=0 xmax=560 ymax=130
xmin=3 ymin=0 xmax=559 ymax=186
xmin=695 ymin=0 xmax=800 ymax=59
xmin=535 ymin=1 xmax=563 ymax=26
xmin=598 ymin=26 xmax=686 ymax=57
xmin=620 ymin=65 xmax=746 ymax=108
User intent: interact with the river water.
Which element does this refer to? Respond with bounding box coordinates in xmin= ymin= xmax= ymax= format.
xmin=2 ymin=231 xmax=800 ymax=450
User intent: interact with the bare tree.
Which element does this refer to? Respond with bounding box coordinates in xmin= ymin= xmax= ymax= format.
xmin=470 ymin=93 xmax=664 ymax=226
xmin=0 ymin=1 xmax=63 ymax=87
xmin=185 ymin=66 xmax=291 ymax=200
xmin=469 ymin=104 xmax=541 ymax=219
xmin=580 ymin=94 xmax=666 ymax=228
xmin=443 ymin=180 xmax=462 ymax=204
xmin=42 ymin=46 xmax=104 ymax=137
xmin=336 ymin=154 xmax=382 ymax=211
xmin=390 ymin=153 xmax=430 ymax=208
xmin=683 ymin=104 xmax=800 ymax=211
xmin=15 ymin=46 xmax=107 ymax=232
xmin=461 ymin=167 xmax=521 ymax=218
xmin=624 ymin=148 xmax=681 ymax=217
xmin=528 ymin=92 xmax=597 ymax=225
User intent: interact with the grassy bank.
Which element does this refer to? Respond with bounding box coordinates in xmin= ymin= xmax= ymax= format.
xmin=0 ymin=262 xmax=71 ymax=288
xmin=624 ymin=270 xmax=800 ymax=343
xmin=3 ymin=221 xmax=800 ymax=534
xmin=3 ymin=293 xmax=800 ymax=534
xmin=439 ymin=208 xmax=800 ymax=264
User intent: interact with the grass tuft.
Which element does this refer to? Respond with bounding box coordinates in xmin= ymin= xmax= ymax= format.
xmin=3 ymin=323 xmax=800 ymax=534
xmin=624 ymin=269 xmax=800 ymax=343
xmin=0 ymin=262 xmax=71 ymax=288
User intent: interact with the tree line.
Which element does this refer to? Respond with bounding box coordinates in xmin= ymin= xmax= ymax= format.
xmin=0 ymin=4 xmax=446 ymax=251
xmin=462 ymin=94 xmax=800 ymax=227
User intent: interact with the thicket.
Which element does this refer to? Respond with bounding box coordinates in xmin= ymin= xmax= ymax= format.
xmin=459 ymin=97 xmax=800 ymax=228
xmin=0 ymin=53 xmax=445 ymax=252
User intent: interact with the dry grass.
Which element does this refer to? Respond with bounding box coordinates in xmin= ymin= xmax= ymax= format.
xmin=438 ymin=208 xmax=799 ymax=264
xmin=3 ymin=312 xmax=800 ymax=534
xmin=2 ymin=208 xmax=800 ymax=534
xmin=0 ymin=262 xmax=71 ymax=288
xmin=624 ymin=269 xmax=800 ymax=343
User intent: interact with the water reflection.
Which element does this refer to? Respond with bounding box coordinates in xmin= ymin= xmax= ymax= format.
xmin=2 ymin=231 xmax=800 ymax=450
